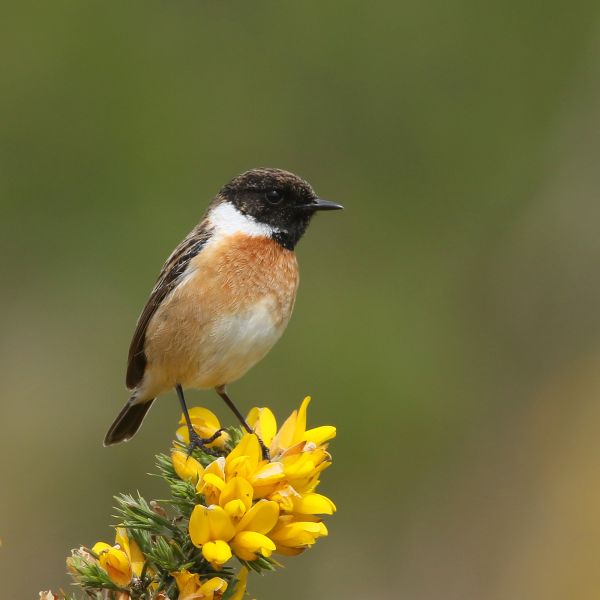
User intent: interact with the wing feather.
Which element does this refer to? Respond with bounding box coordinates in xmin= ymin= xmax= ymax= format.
xmin=126 ymin=221 xmax=211 ymax=389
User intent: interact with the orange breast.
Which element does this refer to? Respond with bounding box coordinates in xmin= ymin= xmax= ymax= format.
xmin=142 ymin=234 xmax=299 ymax=393
xmin=191 ymin=234 xmax=299 ymax=322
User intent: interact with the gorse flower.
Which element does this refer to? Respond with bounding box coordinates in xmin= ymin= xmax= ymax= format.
xmin=248 ymin=396 xmax=336 ymax=457
xmin=44 ymin=396 xmax=335 ymax=599
xmin=171 ymin=569 xmax=228 ymax=600
xmin=188 ymin=397 xmax=335 ymax=568
xmin=189 ymin=497 xmax=279 ymax=566
xmin=92 ymin=528 xmax=144 ymax=587
xmin=269 ymin=515 xmax=329 ymax=556
xmin=171 ymin=449 xmax=204 ymax=485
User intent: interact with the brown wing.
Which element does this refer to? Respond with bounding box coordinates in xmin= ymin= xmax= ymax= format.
xmin=126 ymin=221 xmax=211 ymax=389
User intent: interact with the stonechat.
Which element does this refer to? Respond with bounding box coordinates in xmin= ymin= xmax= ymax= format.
xmin=104 ymin=168 xmax=342 ymax=454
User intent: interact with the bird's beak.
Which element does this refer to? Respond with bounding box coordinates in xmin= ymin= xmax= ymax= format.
xmin=299 ymin=198 xmax=344 ymax=211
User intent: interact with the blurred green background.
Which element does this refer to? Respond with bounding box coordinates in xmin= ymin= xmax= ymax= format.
xmin=2 ymin=1 xmax=600 ymax=598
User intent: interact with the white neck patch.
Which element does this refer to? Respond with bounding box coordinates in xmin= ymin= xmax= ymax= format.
xmin=207 ymin=202 xmax=276 ymax=239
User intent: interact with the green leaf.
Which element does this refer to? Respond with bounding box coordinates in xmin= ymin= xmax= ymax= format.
xmin=115 ymin=492 xmax=178 ymax=536
xmin=222 ymin=573 xmax=245 ymax=600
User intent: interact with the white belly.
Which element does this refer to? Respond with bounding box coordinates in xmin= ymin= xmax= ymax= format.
xmin=190 ymin=296 xmax=285 ymax=388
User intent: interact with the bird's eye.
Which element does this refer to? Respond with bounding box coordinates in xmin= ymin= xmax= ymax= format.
xmin=265 ymin=189 xmax=284 ymax=205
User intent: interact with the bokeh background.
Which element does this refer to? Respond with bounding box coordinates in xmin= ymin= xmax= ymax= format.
xmin=2 ymin=1 xmax=600 ymax=598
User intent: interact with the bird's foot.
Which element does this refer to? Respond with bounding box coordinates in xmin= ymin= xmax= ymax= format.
xmin=255 ymin=433 xmax=270 ymax=461
xmin=187 ymin=429 xmax=224 ymax=457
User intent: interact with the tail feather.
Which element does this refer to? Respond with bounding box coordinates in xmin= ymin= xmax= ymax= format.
xmin=104 ymin=399 xmax=155 ymax=446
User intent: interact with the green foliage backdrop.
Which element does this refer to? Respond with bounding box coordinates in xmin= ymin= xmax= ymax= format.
xmin=2 ymin=1 xmax=600 ymax=598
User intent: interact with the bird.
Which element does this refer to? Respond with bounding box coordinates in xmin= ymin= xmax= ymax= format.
xmin=104 ymin=167 xmax=343 ymax=454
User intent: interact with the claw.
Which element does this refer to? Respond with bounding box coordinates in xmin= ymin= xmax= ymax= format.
xmin=187 ymin=429 xmax=223 ymax=457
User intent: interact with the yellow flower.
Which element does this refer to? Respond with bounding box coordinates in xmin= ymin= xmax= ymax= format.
xmin=279 ymin=445 xmax=332 ymax=495
xmin=176 ymin=407 xmax=230 ymax=449
xmin=246 ymin=398 xmax=336 ymax=514
xmin=115 ymin=528 xmax=144 ymax=577
xmin=189 ymin=500 xmax=279 ymax=566
xmin=172 ymin=449 xmax=204 ymax=484
xmin=290 ymin=492 xmax=336 ymax=515
xmin=226 ymin=434 xmax=286 ymax=492
xmin=92 ymin=542 xmax=131 ymax=586
xmin=248 ymin=397 xmax=336 ymax=458
xmin=269 ymin=514 xmax=328 ymax=556
xmin=186 ymin=397 xmax=334 ymax=567
xmin=172 ymin=570 xmax=228 ymax=600
xmin=245 ymin=406 xmax=277 ymax=448
xmin=197 ymin=435 xmax=285 ymax=504
xmin=219 ymin=476 xmax=254 ymax=518
xmin=92 ymin=528 xmax=144 ymax=587
xmin=198 ymin=456 xmax=227 ymax=505
xmin=196 ymin=398 xmax=334 ymax=503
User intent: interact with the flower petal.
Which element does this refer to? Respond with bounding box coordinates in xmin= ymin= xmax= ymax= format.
xmin=207 ymin=505 xmax=236 ymax=541
xmin=223 ymin=499 xmax=247 ymax=519
xmin=91 ymin=542 xmax=112 ymax=555
xmin=172 ymin=570 xmax=201 ymax=596
xmin=189 ymin=505 xmax=211 ymax=546
xmin=199 ymin=576 xmax=228 ymax=595
xmin=294 ymin=396 xmax=310 ymax=442
xmin=96 ymin=546 xmax=132 ymax=587
xmin=176 ymin=407 xmax=229 ymax=448
xmin=237 ymin=499 xmax=279 ymax=534
xmin=202 ymin=540 xmax=232 ymax=566
xmin=115 ymin=527 xmax=144 ymax=577
xmin=272 ymin=396 xmax=312 ymax=451
xmin=303 ymin=425 xmax=336 ymax=446
xmin=204 ymin=457 xmax=226 ymax=479
xmin=251 ymin=461 xmax=285 ymax=485
xmin=219 ymin=476 xmax=253 ymax=513
xmin=226 ymin=434 xmax=261 ymax=475
xmin=182 ymin=407 xmax=221 ymax=430
xmin=281 ymin=454 xmax=316 ymax=479
xmin=231 ymin=531 xmax=276 ymax=561
xmin=274 ymin=544 xmax=305 ymax=556
xmin=269 ymin=484 xmax=300 ymax=512
xmin=272 ymin=410 xmax=297 ymax=451
xmin=226 ymin=456 xmax=254 ymax=480
xmin=171 ymin=450 xmax=204 ymax=484
xmin=251 ymin=461 xmax=286 ymax=499
xmin=201 ymin=472 xmax=226 ymax=491
xmin=292 ymin=493 xmax=336 ymax=515
xmin=258 ymin=407 xmax=278 ymax=444
xmin=247 ymin=406 xmax=277 ymax=447
xmin=270 ymin=520 xmax=328 ymax=548
xmin=198 ymin=470 xmax=226 ymax=505
xmin=189 ymin=504 xmax=236 ymax=547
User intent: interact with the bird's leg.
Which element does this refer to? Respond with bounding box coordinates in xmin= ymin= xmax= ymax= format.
xmin=175 ymin=384 xmax=222 ymax=457
xmin=215 ymin=385 xmax=270 ymax=460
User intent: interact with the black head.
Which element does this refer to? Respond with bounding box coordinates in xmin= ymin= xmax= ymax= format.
xmin=218 ymin=168 xmax=343 ymax=250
